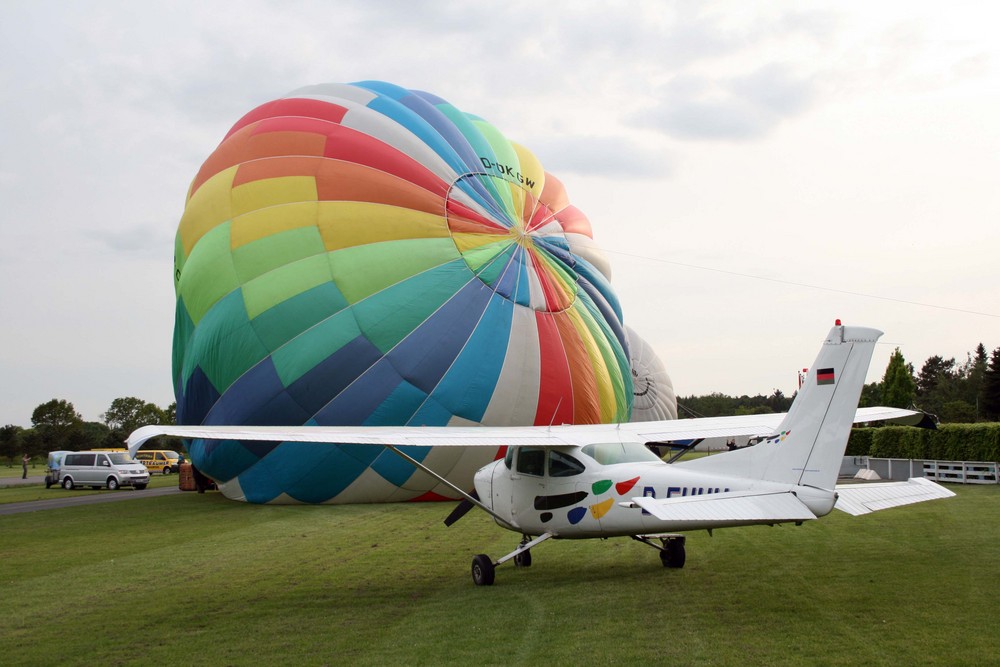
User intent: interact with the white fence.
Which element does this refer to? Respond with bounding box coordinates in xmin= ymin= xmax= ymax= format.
xmin=922 ymin=460 xmax=998 ymax=485
xmin=859 ymin=457 xmax=999 ymax=484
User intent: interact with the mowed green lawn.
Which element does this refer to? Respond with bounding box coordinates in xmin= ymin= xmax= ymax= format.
xmin=1 ymin=484 xmax=996 ymax=666
xmin=0 ymin=461 xmax=48 ymax=479
xmin=0 ymin=473 xmax=177 ymax=503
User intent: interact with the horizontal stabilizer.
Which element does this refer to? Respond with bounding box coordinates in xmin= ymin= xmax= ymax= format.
xmin=834 ymin=477 xmax=956 ymax=516
xmin=630 ymin=490 xmax=817 ymax=524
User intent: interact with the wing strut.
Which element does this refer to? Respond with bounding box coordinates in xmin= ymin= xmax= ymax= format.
xmin=384 ymin=445 xmax=514 ymax=528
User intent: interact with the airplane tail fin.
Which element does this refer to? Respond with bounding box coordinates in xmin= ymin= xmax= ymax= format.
xmin=677 ymin=323 xmax=881 ymax=490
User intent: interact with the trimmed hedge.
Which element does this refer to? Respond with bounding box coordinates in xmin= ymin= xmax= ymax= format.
xmin=848 ymin=423 xmax=1000 ymax=462
xmin=845 ymin=428 xmax=873 ymax=457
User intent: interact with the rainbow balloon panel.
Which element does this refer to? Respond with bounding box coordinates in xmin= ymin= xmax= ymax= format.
xmin=173 ymin=81 xmax=633 ymax=503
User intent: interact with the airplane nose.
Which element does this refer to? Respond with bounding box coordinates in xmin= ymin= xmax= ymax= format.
xmin=473 ymin=462 xmax=497 ymax=510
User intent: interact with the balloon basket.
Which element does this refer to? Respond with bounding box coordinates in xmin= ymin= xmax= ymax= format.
xmin=179 ymin=463 xmax=196 ymax=491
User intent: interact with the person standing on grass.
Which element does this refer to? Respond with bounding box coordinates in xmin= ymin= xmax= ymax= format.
xmin=22 ymin=453 xmax=30 ymax=479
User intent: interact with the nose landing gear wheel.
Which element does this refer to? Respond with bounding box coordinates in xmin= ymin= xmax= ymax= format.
xmin=660 ymin=538 xmax=686 ymax=568
xmin=471 ymin=554 xmax=495 ymax=586
xmin=513 ymin=549 xmax=532 ymax=568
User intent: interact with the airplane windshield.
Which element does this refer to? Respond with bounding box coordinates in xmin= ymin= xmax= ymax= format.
xmin=581 ymin=442 xmax=662 ymax=466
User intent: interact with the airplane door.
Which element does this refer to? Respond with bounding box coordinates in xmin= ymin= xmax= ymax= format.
xmin=508 ymin=447 xmax=547 ymax=528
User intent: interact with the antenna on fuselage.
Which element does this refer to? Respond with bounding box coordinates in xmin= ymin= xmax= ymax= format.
xmin=546 ymin=397 xmax=564 ymax=431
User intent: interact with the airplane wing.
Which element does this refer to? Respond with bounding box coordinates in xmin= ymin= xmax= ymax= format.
xmin=127 ymin=407 xmax=929 ymax=456
xmin=852 ymin=406 xmax=936 ymax=428
xmin=612 ymin=406 xmax=932 ymax=444
xmin=126 ymin=423 xmax=573 ymax=456
xmin=629 ymin=490 xmax=817 ymax=523
xmin=833 ymin=477 xmax=956 ymax=516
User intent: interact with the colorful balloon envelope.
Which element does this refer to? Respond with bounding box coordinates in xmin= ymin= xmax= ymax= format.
xmin=174 ymin=81 xmax=634 ymax=503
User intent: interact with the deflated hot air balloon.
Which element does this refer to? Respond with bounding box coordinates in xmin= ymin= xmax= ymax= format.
xmin=625 ymin=327 xmax=678 ymax=422
xmin=174 ymin=81 xmax=639 ymax=503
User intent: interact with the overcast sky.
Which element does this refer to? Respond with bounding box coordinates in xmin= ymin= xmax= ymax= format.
xmin=1 ymin=1 xmax=997 ymax=427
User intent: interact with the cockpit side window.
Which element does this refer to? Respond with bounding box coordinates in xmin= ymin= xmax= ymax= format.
xmin=548 ymin=451 xmax=585 ymax=477
xmin=516 ymin=448 xmax=545 ymax=477
xmin=504 ymin=447 xmax=514 ymax=470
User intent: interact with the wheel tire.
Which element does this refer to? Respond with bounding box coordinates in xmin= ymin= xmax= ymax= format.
xmin=471 ymin=554 xmax=495 ymax=586
xmin=135 ymin=484 xmax=147 ymax=490
xmin=513 ymin=549 xmax=532 ymax=568
xmin=107 ymin=477 xmax=120 ymax=491
xmin=62 ymin=477 xmax=74 ymax=490
xmin=661 ymin=540 xmax=686 ymax=569
xmin=162 ymin=466 xmax=171 ymax=475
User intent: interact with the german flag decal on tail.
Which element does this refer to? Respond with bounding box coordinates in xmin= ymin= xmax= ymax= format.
xmin=817 ymin=368 xmax=835 ymax=385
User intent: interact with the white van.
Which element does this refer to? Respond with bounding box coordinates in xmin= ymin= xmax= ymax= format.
xmin=58 ymin=451 xmax=150 ymax=491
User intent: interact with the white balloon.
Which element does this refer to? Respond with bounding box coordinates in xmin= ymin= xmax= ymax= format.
xmin=626 ymin=326 xmax=677 ymax=421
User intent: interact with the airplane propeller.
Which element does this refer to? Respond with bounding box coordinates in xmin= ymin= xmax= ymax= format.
xmin=443 ymin=490 xmax=480 ymax=527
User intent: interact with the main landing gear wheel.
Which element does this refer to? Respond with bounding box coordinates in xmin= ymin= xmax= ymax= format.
xmin=472 ymin=554 xmax=495 ymax=586
xmin=660 ymin=538 xmax=686 ymax=569
xmin=513 ymin=549 xmax=532 ymax=568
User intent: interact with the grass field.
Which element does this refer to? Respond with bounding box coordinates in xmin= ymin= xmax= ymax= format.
xmin=0 ymin=461 xmax=46 ymax=479
xmin=0 ymin=473 xmax=177 ymax=503
xmin=1 ymin=483 xmax=996 ymax=666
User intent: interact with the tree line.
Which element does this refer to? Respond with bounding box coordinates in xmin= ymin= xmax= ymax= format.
xmin=863 ymin=343 xmax=1000 ymax=422
xmin=5 ymin=341 xmax=999 ymax=465
xmin=680 ymin=342 xmax=1000 ymax=423
xmin=0 ymin=397 xmax=175 ymax=465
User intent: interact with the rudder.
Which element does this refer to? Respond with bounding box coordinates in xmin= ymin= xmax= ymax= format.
xmin=677 ymin=323 xmax=882 ymax=490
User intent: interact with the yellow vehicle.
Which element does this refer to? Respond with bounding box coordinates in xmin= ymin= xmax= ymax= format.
xmin=134 ymin=450 xmax=182 ymax=475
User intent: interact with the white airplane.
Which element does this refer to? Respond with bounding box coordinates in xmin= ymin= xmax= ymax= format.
xmin=128 ymin=322 xmax=953 ymax=585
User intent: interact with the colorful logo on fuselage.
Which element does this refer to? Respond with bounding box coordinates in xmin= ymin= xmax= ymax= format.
xmin=536 ymin=476 xmax=642 ymax=525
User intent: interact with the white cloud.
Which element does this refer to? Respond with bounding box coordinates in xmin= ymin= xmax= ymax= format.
xmin=635 ymin=64 xmax=818 ymax=141
xmin=529 ymin=135 xmax=673 ymax=178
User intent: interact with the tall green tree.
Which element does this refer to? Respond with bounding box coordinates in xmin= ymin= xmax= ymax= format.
xmin=20 ymin=428 xmax=48 ymax=458
xmin=915 ymin=354 xmax=972 ymax=420
xmin=916 ymin=355 xmax=955 ymax=399
xmin=969 ymin=343 xmax=989 ymax=418
xmin=858 ymin=381 xmax=881 ymax=408
xmin=102 ymin=397 xmax=165 ymax=437
xmin=0 ymin=424 xmax=24 ymax=466
xmin=31 ymin=399 xmax=84 ymax=453
xmin=75 ymin=422 xmax=117 ymax=450
xmin=981 ymin=347 xmax=1000 ymax=421
xmin=31 ymin=399 xmax=82 ymax=429
xmin=881 ymin=348 xmax=917 ymax=409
